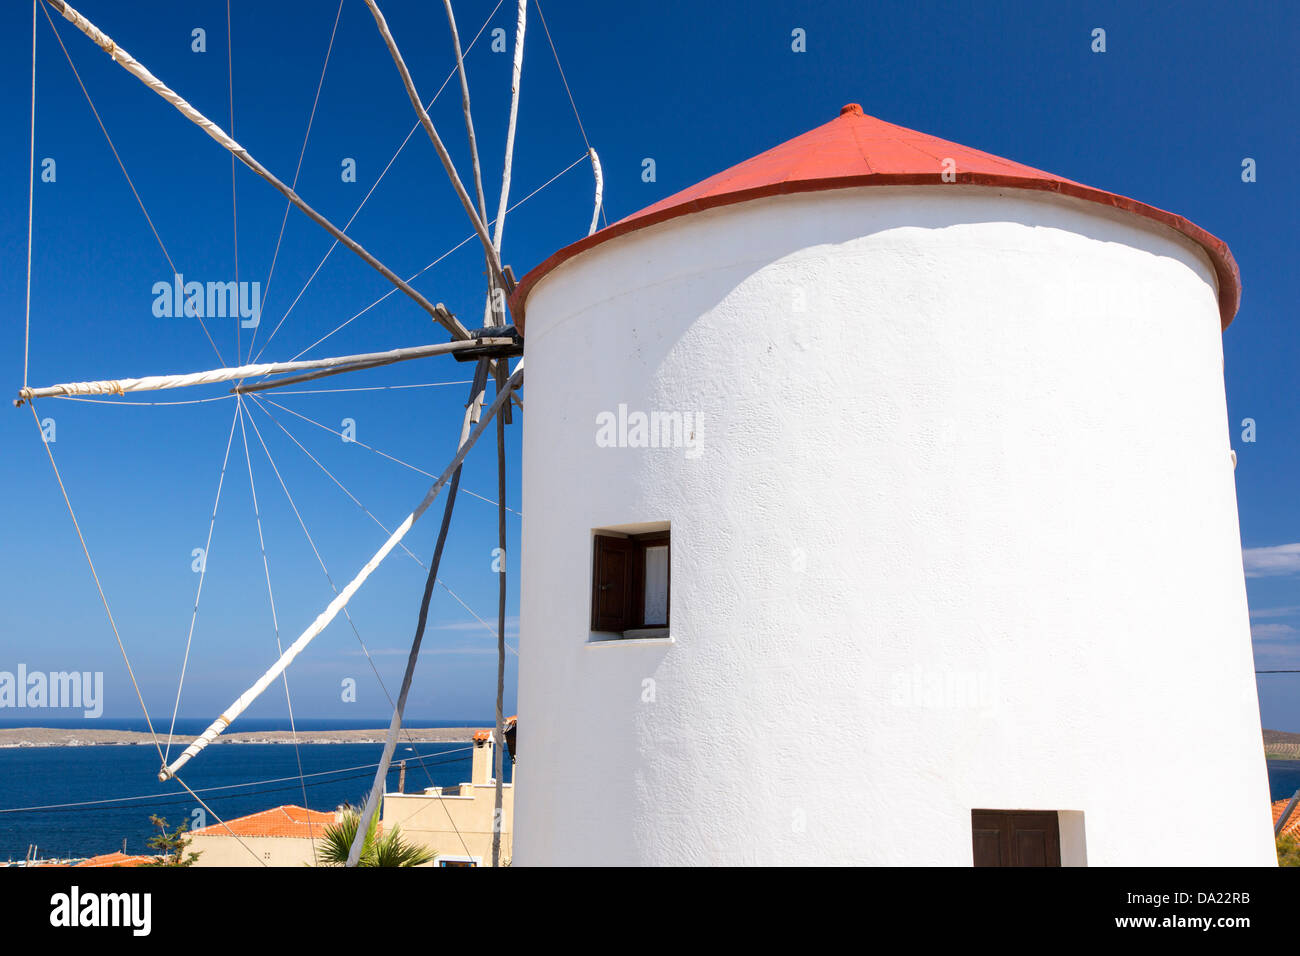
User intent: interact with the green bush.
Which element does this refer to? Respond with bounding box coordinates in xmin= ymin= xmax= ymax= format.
xmin=1277 ymin=834 xmax=1300 ymax=867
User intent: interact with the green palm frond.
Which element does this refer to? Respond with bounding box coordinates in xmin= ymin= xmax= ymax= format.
xmin=315 ymin=802 xmax=434 ymax=868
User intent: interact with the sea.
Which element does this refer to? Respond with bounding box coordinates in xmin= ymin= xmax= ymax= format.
xmin=0 ymin=718 xmax=509 ymax=863
xmin=0 ymin=718 xmax=1295 ymax=862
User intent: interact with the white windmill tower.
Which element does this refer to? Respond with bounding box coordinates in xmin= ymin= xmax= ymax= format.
xmin=507 ymin=104 xmax=1275 ymax=865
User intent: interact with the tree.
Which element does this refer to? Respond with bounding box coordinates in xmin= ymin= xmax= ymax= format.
xmin=1278 ymin=834 xmax=1300 ymax=867
xmin=317 ymin=803 xmax=434 ymax=868
xmin=143 ymin=815 xmax=201 ymax=867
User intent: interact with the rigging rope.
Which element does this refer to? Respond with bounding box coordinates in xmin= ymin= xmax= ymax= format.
xmin=28 ymin=401 xmax=166 ymax=769
xmin=226 ymin=0 xmax=240 ymax=362
xmin=40 ymin=1 xmax=226 ymax=366
xmin=22 ymin=1 xmax=553 ymax=854
xmin=165 ymin=403 xmax=241 ymax=764
xmin=171 ymin=772 xmax=267 ymax=867
xmin=236 ymin=398 xmax=317 ymax=857
xmin=244 ymin=390 xmax=512 ymax=858
xmin=362 ymin=0 xmax=507 ymax=298
xmin=269 ymin=380 xmax=473 ymax=396
xmin=345 ymin=361 xmax=490 ymax=867
xmin=239 ymin=408 xmax=447 ymax=796
xmin=160 ymin=364 xmax=524 ymax=781
xmin=533 ymin=0 xmax=606 ymax=229
xmin=256 ymin=395 xmax=521 ymax=519
xmin=285 ymin=152 xmax=587 ymax=364
xmin=444 ymin=0 xmax=490 ymax=229
xmin=0 ymin=745 xmax=474 ymax=815
xmin=240 ymin=399 xmax=446 ymax=794
xmin=247 ymin=0 xmax=345 ymax=365
xmin=250 ymin=0 xmax=505 ymax=367
xmin=23 ymin=0 xmax=36 ymax=389
xmin=44 ymin=0 xmax=469 ymax=344
xmin=246 ymin=394 xmax=522 ymax=653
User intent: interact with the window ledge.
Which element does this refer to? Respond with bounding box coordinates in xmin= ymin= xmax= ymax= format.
xmin=587 ymin=633 xmax=675 ymax=647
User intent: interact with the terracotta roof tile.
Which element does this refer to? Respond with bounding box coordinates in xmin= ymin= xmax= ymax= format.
xmin=474 ymin=717 xmax=516 ymax=744
xmin=72 ymin=851 xmax=152 ymax=867
xmin=1273 ymin=798 xmax=1300 ymax=838
xmin=190 ymin=804 xmax=335 ymax=839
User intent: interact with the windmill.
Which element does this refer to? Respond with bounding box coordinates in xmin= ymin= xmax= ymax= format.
xmin=18 ymin=1 xmax=1277 ymax=868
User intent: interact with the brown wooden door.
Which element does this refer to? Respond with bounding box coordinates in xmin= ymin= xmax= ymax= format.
xmin=971 ymin=810 xmax=1061 ymax=866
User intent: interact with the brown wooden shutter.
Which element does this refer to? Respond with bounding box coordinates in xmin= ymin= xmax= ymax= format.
xmin=971 ymin=810 xmax=1061 ymax=866
xmin=971 ymin=813 xmax=1008 ymax=867
xmin=591 ymin=535 xmax=634 ymax=632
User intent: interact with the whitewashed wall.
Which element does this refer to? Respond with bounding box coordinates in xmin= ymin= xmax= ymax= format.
xmin=514 ymin=185 xmax=1275 ymax=865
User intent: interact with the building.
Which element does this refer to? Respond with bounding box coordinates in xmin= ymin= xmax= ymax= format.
xmin=509 ymin=104 xmax=1276 ymax=865
xmin=73 ymin=851 xmax=153 ymax=867
xmin=190 ymin=804 xmax=336 ymax=867
xmin=28 ymin=851 xmax=153 ymax=868
xmin=381 ymin=718 xmax=515 ymax=866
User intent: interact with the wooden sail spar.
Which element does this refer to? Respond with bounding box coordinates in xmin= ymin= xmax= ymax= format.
xmin=159 ymin=362 xmax=523 ymax=782
xmin=361 ymin=0 xmax=509 ymax=297
xmin=344 ymin=0 xmax=530 ymax=869
xmin=15 ymin=336 xmax=518 ymax=404
xmin=587 ymin=148 xmax=604 ymax=236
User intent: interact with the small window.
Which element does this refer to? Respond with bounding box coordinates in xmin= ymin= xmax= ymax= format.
xmin=971 ymin=810 xmax=1062 ymax=867
xmin=591 ymin=529 xmax=670 ymax=636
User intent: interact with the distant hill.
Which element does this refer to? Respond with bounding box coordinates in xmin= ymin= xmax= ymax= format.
xmin=0 ymin=726 xmax=480 ymax=748
xmin=1264 ymin=729 xmax=1300 ymax=759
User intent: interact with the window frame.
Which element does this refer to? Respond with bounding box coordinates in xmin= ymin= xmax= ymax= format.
xmin=591 ymin=529 xmax=671 ymax=636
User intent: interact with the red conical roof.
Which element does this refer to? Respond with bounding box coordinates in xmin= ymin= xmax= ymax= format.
xmin=511 ymin=105 xmax=1239 ymax=328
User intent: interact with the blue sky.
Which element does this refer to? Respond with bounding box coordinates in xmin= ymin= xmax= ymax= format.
xmin=1 ymin=0 xmax=1297 ymax=730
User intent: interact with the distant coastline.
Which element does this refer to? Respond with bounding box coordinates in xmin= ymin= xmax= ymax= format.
xmin=1263 ymin=729 xmax=1300 ymax=761
xmin=0 ymin=727 xmax=481 ymax=748
xmin=5 ymin=725 xmax=1297 ymax=753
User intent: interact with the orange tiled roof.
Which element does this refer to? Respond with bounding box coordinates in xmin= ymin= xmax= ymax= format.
xmin=473 ymin=716 xmax=517 ymax=743
xmin=72 ymin=851 xmax=152 ymax=867
xmin=191 ymin=804 xmax=335 ymax=839
xmin=1273 ymin=799 xmax=1300 ymax=838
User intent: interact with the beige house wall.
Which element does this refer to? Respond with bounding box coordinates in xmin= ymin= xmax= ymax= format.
xmin=191 ymin=833 xmax=322 ymax=868
xmin=190 ymin=738 xmax=514 ymax=867
xmin=382 ymin=736 xmax=515 ymax=865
